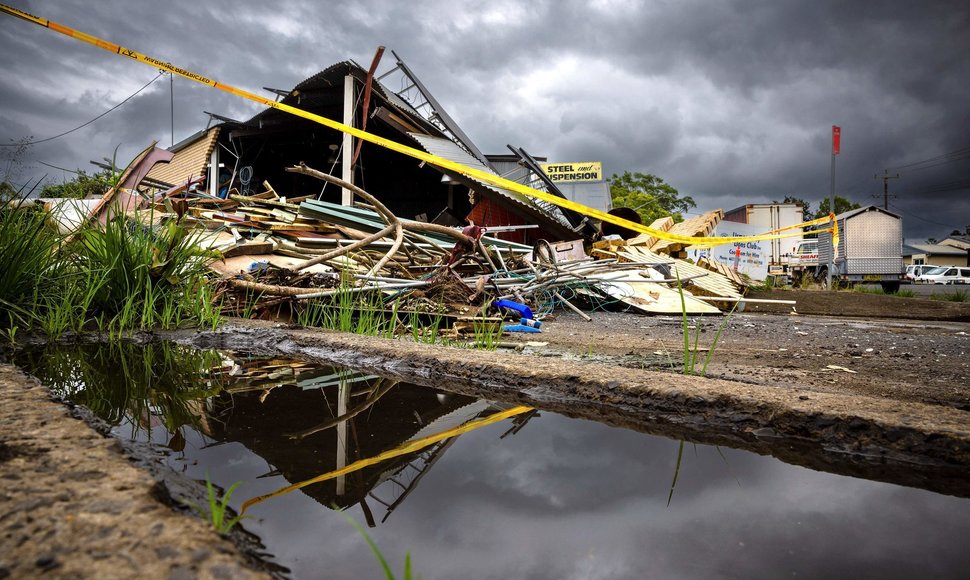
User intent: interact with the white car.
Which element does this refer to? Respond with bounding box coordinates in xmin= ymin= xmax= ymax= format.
xmin=905 ymin=264 xmax=940 ymax=282
xmin=917 ymin=266 xmax=970 ymax=284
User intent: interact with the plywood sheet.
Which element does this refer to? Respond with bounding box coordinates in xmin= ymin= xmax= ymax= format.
xmin=583 ymin=275 xmax=721 ymax=314
xmin=618 ymin=246 xmax=742 ymax=299
xmin=651 ymin=210 xmax=723 ymax=255
xmin=208 ymin=254 xmax=335 ymax=276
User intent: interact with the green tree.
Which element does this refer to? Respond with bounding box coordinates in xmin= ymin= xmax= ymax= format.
xmin=773 ymin=195 xmax=813 ymax=221
xmin=608 ymin=171 xmax=695 ymax=223
xmin=0 ymin=181 xmax=17 ymax=203
xmin=814 ymin=196 xmax=860 ymax=219
xmin=40 ymin=168 xmax=117 ymax=199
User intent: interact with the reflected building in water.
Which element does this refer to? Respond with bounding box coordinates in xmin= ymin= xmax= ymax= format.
xmin=198 ymin=356 xmax=521 ymax=524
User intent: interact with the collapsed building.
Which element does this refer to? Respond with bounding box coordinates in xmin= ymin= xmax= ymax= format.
xmin=47 ymin=49 xmax=757 ymax=319
xmin=147 ymin=52 xmax=604 ymax=245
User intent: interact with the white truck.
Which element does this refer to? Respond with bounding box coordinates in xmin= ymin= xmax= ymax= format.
xmin=723 ymin=203 xmax=805 ymax=280
xmin=787 ymin=206 xmax=904 ymax=293
xmin=785 ymin=239 xmax=821 ymax=286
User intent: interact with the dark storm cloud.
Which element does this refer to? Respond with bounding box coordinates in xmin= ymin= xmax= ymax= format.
xmin=1 ymin=0 xmax=966 ymax=237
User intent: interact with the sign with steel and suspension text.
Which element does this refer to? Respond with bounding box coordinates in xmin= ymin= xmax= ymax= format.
xmin=540 ymin=161 xmax=603 ymax=183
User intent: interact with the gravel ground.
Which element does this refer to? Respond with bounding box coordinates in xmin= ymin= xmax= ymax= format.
xmin=530 ymin=307 xmax=970 ymax=411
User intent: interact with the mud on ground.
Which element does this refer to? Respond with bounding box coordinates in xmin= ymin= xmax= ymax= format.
xmin=533 ymin=300 xmax=970 ymax=412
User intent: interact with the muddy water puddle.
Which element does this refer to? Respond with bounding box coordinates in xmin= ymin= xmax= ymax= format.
xmin=12 ymin=343 xmax=970 ymax=579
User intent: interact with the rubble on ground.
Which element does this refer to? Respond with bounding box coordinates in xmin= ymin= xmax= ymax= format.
xmin=41 ymin=146 xmax=759 ymax=339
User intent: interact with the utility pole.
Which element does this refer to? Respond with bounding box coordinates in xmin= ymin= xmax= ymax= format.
xmin=170 ymin=72 xmax=174 ymax=148
xmin=874 ymin=169 xmax=899 ymax=210
xmin=828 ymin=126 xmax=840 ymax=290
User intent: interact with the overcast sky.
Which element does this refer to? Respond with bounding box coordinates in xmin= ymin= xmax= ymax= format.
xmin=1 ymin=0 xmax=968 ymax=240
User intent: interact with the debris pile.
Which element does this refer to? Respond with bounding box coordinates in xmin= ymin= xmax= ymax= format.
xmin=29 ymin=135 xmax=765 ymax=343
xmin=108 ymin=160 xmax=752 ymax=338
xmin=1 ymin=12 xmax=812 ymax=341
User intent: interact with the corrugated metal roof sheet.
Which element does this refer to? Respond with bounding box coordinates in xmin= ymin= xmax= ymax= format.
xmin=243 ymin=61 xmax=438 ymax=136
xmin=408 ymin=132 xmax=573 ymax=230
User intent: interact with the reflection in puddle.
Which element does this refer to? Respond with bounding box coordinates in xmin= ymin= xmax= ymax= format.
xmin=13 ymin=343 xmax=970 ymax=579
xmin=14 ymin=343 xmax=224 ymax=449
xmin=14 ymin=343 xmax=530 ymax=522
xmin=242 ymin=405 xmax=532 ymax=514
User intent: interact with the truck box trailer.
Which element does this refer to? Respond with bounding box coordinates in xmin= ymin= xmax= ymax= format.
xmin=723 ymin=203 xmax=805 ymax=277
xmin=815 ymin=205 xmax=904 ymax=292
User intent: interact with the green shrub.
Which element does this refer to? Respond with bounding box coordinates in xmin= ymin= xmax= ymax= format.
xmin=0 ymin=202 xmax=65 ymax=328
xmin=71 ymin=213 xmax=220 ymax=331
xmin=40 ymin=168 xmax=117 ymax=199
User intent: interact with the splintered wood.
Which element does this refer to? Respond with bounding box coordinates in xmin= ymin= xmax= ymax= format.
xmin=647 ymin=210 xmax=723 ymax=257
xmin=96 ymin=159 xmax=760 ymax=322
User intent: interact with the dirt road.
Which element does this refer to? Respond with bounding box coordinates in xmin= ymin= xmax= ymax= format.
xmin=534 ymin=304 xmax=970 ymax=411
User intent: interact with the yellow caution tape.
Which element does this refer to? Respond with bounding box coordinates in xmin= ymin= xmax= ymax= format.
xmin=0 ymin=4 xmax=837 ymax=249
xmin=690 ymin=213 xmax=839 ymax=250
xmin=240 ymin=405 xmax=532 ymax=513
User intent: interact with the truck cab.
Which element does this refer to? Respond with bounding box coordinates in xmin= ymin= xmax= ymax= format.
xmin=789 ymin=239 xmax=819 ymax=267
xmin=783 ymin=239 xmax=820 ymax=285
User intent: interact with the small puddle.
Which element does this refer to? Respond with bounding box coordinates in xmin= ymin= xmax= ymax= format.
xmin=12 ymin=343 xmax=970 ymax=579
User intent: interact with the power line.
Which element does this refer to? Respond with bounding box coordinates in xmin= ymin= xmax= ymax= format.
xmin=888 ymin=202 xmax=964 ymax=231
xmin=895 ymin=154 xmax=970 ymax=174
xmin=912 ymin=180 xmax=970 ymax=195
xmin=0 ymin=72 xmax=164 ymax=147
xmin=886 ymin=146 xmax=970 ymax=171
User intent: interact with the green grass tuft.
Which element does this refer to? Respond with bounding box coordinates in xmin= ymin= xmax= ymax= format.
xmin=674 ymin=270 xmax=738 ymax=376
xmin=71 ymin=212 xmax=220 ymax=330
xmin=185 ymin=476 xmax=251 ymax=535
xmin=931 ymin=289 xmax=968 ymax=302
xmin=0 ymin=200 xmax=66 ymax=329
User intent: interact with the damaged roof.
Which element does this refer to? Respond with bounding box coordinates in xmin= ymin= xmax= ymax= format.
xmin=241 ymin=60 xmax=440 ymax=137
xmin=145 ymin=127 xmax=220 ymax=187
xmin=408 ymin=132 xmax=575 ymax=236
xmin=145 ymin=52 xmax=582 ymax=240
xmin=228 ymin=58 xmax=577 ymax=235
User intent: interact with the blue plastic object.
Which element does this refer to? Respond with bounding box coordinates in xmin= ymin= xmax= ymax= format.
xmin=493 ymin=299 xmax=533 ymax=321
xmin=248 ymin=260 xmax=270 ymax=274
xmin=502 ymin=324 xmax=541 ymax=333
